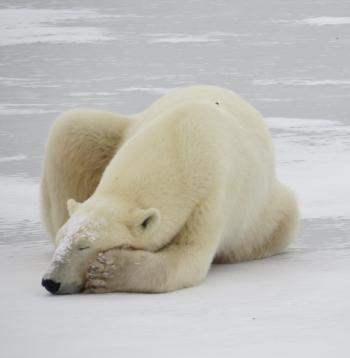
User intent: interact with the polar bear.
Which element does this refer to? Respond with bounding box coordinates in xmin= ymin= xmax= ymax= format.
xmin=41 ymin=85 xmax=298 ymax=295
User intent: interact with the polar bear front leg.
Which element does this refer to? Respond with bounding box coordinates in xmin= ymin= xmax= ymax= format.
xmin=85 ymin=196 xmax=223 ymax=293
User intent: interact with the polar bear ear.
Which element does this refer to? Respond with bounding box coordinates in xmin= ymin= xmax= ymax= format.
xmin=67 ymin=198 xmax=81 ymax=217
xmin=133 ymin=208 xmax=161 ymax=234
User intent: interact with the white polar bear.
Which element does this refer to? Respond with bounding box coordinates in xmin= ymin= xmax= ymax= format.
xmin=41 ymin=85 xmax=298 ymax=294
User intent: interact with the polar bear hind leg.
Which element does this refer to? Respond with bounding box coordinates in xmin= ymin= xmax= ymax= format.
xmin=41 ymin=109 xmax=128 ymax=238
xmin=250 ymin=184 xmax=299 ymax=260
xmin=215 ymin=183 xmax=299 ymax=263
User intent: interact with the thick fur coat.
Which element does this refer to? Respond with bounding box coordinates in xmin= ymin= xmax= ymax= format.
xmin=41 ymin=85 xmax=298 ymax=294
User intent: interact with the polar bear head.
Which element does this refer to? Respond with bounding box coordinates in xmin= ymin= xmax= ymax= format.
xmin=42 ymin=196 xmax=161 ymax=294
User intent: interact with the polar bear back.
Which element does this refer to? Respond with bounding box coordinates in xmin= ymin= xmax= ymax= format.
xmin=97 ymin=86 xmax=277 ymax=246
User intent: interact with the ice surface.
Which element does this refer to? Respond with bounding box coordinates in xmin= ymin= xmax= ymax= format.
xmin=0 ymin=154 xmax=27 ymax=163
xmin=299 ymin=17 xmax=350 ymax=25
xmin=266 ymin=117 xmax=350 ymax=219
xmin=146 ymin=34 xmax=222 ymax=44
xmin=0 ymin=176 xmax=39 ymax=226
xmin=0 ymin=1 xmax=349 ymax=357
xmin=254 ymin=79 xmax=350 ymax=86
xmin=0 ymin=9 xmax=114 ymax=46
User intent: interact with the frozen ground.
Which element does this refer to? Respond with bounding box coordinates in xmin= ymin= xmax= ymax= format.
xmin=0 ymin=1 xmax=349 ymax=357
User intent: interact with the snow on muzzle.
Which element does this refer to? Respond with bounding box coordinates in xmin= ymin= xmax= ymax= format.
xmin=42 ymin=234 xmax=96 ymax=295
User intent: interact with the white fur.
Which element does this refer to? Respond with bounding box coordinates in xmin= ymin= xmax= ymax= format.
xmin=41 ymin=85 xmax=299 ymax=294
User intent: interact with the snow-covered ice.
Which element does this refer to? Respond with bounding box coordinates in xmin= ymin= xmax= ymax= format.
xmin=298 ymin=17 xmax=350 ymax=26
xmin=0 ymin=1 xmax=349 ymax=357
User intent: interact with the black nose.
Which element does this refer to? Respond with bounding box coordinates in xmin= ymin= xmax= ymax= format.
xmin=42 ymin=278 xmax=61 ymax=294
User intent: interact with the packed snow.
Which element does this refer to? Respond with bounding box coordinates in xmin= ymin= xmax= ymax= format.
xmin=299 ymin=17 xmax=350 ymax=26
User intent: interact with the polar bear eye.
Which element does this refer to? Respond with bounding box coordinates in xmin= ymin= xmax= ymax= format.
xmin=78 ymin=245 xmax=91 ymax=251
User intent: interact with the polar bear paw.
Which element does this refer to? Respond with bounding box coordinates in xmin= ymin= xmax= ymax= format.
xmin=84 ymin=248 xmax=165 ymax=293
xmin=85 ymin=252 xmax=112 ymax=293
xmin=85 ymin=248 xmax=126 ymax=293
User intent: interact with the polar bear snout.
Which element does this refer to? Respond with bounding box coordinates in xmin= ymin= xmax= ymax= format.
xmin=42 ymin=241 xmax=93 ymax=294
xmin=41 ymin=278 xmax=61 ymax=294
xmin=41 ymin=272 xmax=84 ymax=295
